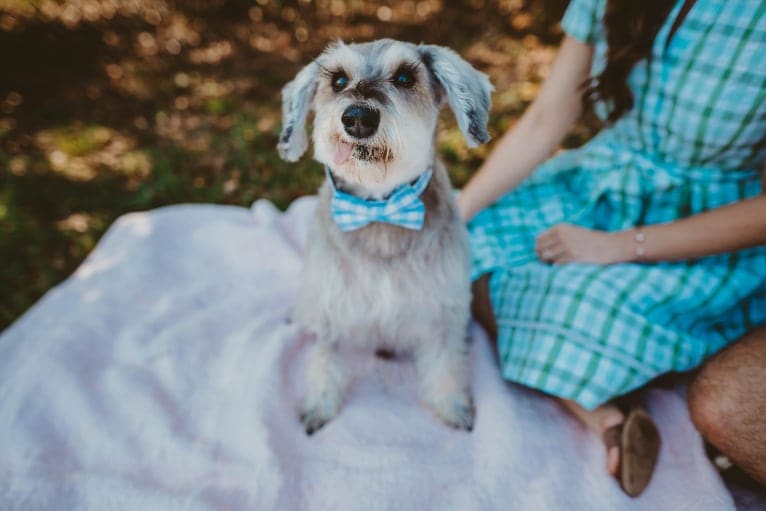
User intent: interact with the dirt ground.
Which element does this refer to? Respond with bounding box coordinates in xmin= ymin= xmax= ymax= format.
xmin=0 ymin=0 xmax=603 ymax=328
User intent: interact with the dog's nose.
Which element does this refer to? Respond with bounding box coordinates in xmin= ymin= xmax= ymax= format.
xmin=341 ymin=105 xmax=380 ymax=139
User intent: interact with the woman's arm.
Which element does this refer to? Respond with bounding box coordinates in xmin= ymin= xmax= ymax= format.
xmin=457 ymin=36 xmax=594 ymax=221
xmin=536 ymin=191 xmax=766 ymax=265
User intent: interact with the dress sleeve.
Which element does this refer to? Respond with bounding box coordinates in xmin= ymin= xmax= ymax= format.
xmin=560 ymin=0 xmax=603 ymax=45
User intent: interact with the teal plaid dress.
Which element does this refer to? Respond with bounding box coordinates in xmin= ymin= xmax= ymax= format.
xmin=468 ymin=0 xmax=766 ymax=410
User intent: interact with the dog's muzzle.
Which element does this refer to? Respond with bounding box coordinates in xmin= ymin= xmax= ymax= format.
xmin=341 ymin=104 xmax=380 ymax=139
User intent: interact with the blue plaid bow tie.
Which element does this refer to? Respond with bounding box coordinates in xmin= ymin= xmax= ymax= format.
xmin=327 ymin=168 xmax=432 ymax=232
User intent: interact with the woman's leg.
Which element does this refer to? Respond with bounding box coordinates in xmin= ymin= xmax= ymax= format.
xmin=470 ymin=274 xmax=497 ymax=341
xmin=559 ymin=399 xmax=625 ymax=474
xmin=688 ymin=325 xmax=766 ymax=485
xmin=471 ymin=274 xmax=626 ymax=474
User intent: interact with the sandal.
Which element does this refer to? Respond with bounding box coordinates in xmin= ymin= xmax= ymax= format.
xmin=602 ymin=406 xmax=662 ymax=497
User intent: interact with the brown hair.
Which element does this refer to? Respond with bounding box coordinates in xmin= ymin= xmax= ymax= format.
xmin=582 ymin=0 xmax=686 ymax=123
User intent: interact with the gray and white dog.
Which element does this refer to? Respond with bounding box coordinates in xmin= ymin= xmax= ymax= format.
xmin=278 ymin=39 xmax=492 ymax=434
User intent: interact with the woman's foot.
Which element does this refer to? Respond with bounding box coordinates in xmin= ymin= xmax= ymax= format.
xmin=603 ymin=414 xmax=624 ymax=477
xmin=560 ymin=399 xmax=624 ymax=473
xmin=603 ymin=407 xmax=662 ymax=496
xmin=561 ymin=398 xmax=661 ymax=497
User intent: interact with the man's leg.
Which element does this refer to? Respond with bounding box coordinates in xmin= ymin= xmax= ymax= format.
xmin=688 ymin=325 xmax=766 ymax=485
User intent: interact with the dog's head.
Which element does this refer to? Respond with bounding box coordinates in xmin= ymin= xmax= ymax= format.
xmin=278 ymin=39 xmax=493 ymax=197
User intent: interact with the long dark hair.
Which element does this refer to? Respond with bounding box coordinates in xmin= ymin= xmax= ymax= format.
xmin=582 ymin=0 xmax=692 ymax=123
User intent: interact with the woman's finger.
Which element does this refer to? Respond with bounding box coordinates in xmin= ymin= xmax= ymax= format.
xmin=536 ymin=241 xmax=555 ymax=254
xmin=536 ymin=232 xmax=561 ymax=253
xmin=537 ymin=229 xmax=557 ymax=245
xmin=539 ymin=244 xmax=566 ymax=262
xmin=552 ymin=252 xmax=574 ymax=265
xmin=539 ymin=224 xmax=565 ymax=241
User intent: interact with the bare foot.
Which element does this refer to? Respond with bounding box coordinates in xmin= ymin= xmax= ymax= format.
xmin=607 ymin=445 xmax=620 ymax=475
xmin=562 ymin=399 xmax=662 ymax=497
xmin=602 ymin=412 xmax=624 ymax=475
xmin=559 ymin=399 xmax=625 ymax=475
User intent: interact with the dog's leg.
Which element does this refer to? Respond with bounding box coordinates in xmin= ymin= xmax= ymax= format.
xmin=414 ymin=331 xmax=474 ymax=431
xmin=300 ymin=338 xmax=349 ymax=435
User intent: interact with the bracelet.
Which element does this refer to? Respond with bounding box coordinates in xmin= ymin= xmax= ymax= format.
xmin=634 ymin=229 xmax=646 ymax=260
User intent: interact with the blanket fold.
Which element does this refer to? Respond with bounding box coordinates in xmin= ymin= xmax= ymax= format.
xmin=0 ymin=198 xmax=757 ymax=510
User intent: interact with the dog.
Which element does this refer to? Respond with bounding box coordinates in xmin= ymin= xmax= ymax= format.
xmin=277 ymin=39 xmax=492 ymax=435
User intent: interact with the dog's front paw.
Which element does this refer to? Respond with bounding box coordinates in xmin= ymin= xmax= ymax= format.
xmin=300 ymin=408 xmax=329 ymax=435
xmin=431 ymin=393 xmax=475 ymax=432
xmin=299 ymin=398 xmax=340 ymax=435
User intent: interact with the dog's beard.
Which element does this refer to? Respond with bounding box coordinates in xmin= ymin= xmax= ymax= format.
xmin=318 ymin=117 xmax=432 ymax=194
xmin=353 ymin=144 xmax=393 ymax=163
xmin=330 ymin=141 xmax=393 ymax=186
xmin=333 ymin=138 xmax=393 ymax=166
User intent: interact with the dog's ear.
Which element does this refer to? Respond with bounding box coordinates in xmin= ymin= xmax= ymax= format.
xmin=418 ymin=45 xmax=493 ymax=148
xmin=278 ymin=61 xmax=320 ymax=162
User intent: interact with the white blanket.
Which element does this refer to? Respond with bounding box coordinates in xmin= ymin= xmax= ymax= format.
xmin=0 ymin=198 xmax=759 ymax=510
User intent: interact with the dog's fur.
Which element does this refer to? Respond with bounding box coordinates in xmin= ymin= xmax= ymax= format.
xmin=278 ymin=39 xmax=492 ymax=434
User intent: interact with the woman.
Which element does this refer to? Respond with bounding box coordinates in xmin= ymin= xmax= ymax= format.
xmin=458 ymin=0 xmax=766 ymax=497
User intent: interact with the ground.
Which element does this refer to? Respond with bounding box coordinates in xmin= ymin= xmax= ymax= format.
xmin=0 ymin=0 xmax=602 ymax=329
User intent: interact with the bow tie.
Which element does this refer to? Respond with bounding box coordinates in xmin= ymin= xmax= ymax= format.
xmin=327 ymin=168 xmax=432 ymax=232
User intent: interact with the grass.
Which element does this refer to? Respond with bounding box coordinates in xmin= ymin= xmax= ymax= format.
xmin=0 ymin=0 xmax=598 ymax=330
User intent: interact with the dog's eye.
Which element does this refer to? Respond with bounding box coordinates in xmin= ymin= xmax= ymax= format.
xmin=331 ymin=72 xmax=349 ymax=92
xmin=393 ymin=68 xmax=415 ymax=89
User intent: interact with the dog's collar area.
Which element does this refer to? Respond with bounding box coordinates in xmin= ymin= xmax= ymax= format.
xmin=325 ymin=167 xmax=427 ymax=201
xmin=326 ymin=166 xmax=432 ymax=232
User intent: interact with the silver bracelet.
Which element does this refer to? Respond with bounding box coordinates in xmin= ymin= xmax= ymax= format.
xmin=634 ymin=229 xmax=646 ymax=260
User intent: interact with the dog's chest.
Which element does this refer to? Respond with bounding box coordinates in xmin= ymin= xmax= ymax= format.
xmin=296 ymin=172 xmax=470 ymax=345
xmin=320 ymin=249 xmax=448 ymax=342
xmin=340 ymin=222 xmax=423 ymax=259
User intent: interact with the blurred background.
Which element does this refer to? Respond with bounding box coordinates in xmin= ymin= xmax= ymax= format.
xmin=0 ymin=0 xmax=599 ymax=330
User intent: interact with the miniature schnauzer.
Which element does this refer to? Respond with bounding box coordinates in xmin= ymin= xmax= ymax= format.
xmin=278 ymin=39 xmax=492 ymax=434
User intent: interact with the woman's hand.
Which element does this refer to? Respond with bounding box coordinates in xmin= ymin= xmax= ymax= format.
xmin=535 ymin=223 xmax=632 ymax=265
xmin=538 ymin=194 xmax=766 ymax=265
